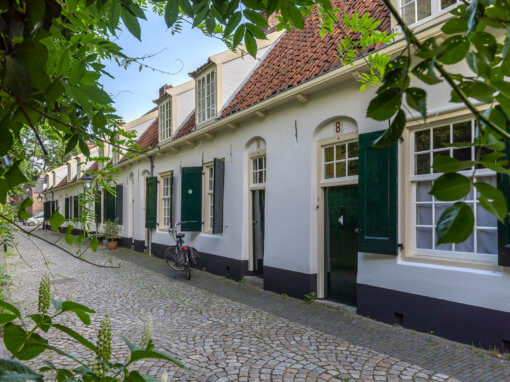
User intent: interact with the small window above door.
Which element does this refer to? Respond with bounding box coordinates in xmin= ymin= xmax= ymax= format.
xmin=251 ymin=155 xmax=266 ymax=187
xmin=323 ymin=140 xmax=358 ymax=181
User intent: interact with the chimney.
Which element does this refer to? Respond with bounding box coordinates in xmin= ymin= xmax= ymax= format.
xmin=158 ymin=84 xmax=172 ymax=98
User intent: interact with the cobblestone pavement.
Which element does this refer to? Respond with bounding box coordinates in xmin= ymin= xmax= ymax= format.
xmin=4 ymin=231 xmax=506 ymax=381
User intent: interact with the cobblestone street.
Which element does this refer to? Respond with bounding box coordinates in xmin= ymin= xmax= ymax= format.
xmin=5 ymin=230 xmax=510 ymax=381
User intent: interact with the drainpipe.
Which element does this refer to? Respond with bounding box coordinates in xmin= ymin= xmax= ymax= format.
xmin=147 ymin=156 xmax=154 ymax=255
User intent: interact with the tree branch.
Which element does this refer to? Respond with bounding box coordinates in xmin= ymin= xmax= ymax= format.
xmin=0 ymin=214 xmax=119 ymax=269
xmin=16 ymin=100 xmax=48 ymax=157
xmin=381 ymin=0 xmax=510 ymax=140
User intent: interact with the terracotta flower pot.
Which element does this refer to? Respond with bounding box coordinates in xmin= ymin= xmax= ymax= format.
xmin=107 ymin=240 xmax=118 ymax=250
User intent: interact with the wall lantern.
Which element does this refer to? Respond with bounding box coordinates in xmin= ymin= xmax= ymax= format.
xmin=83 ymin=174 xmax=94 ymax=190
xmin=37 ymin=194 xmax=44 ymax=203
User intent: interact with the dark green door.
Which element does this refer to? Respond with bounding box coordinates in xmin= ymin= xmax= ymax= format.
xmin=325 ymin=185 xmax=358 ymax=305
xmin=252 ymin=190 xmax=265 ymax=276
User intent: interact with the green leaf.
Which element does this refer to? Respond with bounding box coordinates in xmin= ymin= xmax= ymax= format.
xmin=0 ymin=358 xmax=42 ymax=381
xmin=436 ymin=202 xmax=475 ymax=244
xmin=3 ymin=323 xmax=47 ymax=360
xmin=74 ymin=85 xmax=112 ymax=105
xmin=164 ymin=0 xmax=179 ymax=28
xmin=0 ymin=301 xmax=21 ymax=319
xmin=78 ymin=138 xmax=90 ymax=157
xmin=496 ymin=94 xmax=510 ymax=119
xmin=373 ymin=109 xmax=406 ymax=148
xmin=122 ymin=336 xmax=141 ymax=352
xmin=412 ymin=59 xmax=441 ymax=85
xmin=28 ymin=314 xmax=52 ymax=333
xmin=471 ymin=31 xmax=497 ymax=63
xmin=179 ymin=0 xmax=193 ymax=17
xmin=49 ymin=211 xmax=65 ymax=232
xmin=430 ymin=173 xmax=471 ymax=201
xmin=243 ymin=9 xmax=269 ymax=27
xmin=0 ymin=313 xmax=17 ymax=325
xmin=432 ymin=155 xmax=474 ymax=173
xmin=51 ymin=324 xmax=98 ymax=353
xmin=4 ymin=56 xmax=31 ymax=98
xmin=121 ymin=4 xmax=142 ymax=41
xmin=18 ymin=198 xmax=34 ymax=220
xmin=244 ymin=30 xmax=257 ymax=57
xmin=61 ymin=301 xmax=94 ymax=325
xmin=406 ymin=88 xmax=427 ymax=119
xmin=64 ymin=134 xmax=79 ymax=155
xmin=69 ymin=60 xmax=86 ymax=86
xmin=437 ymin=36 xmax=470 ymax=65
xmin=127 ymin=349 xmax=187 ymax=370
xmin=5 ymin=164 xmax=28 ymax=188
xmin=466 ymin=52 xmax=490 ymax=78
xmin=107 ymin=1 xmax=121 ymax=34
xmin=50 ymin=298 xmax=62 ymax=312
xmin=366 ymin=88 xmax=402 ymax=121
xmin=0 ymin=129 xmax=13 ymax=156
xmin=232 ymin=24 xmax=245 ymax=48
xmin=224 ymin=12 xmax=242 ymax=36
xmin=474 ymin=181 xmax=507 ymax=222
xmin=288 ymin=4 xmax=305 ymax=29
xmin=493 ymin=81 xmax=510 ymax=99
xmin=441 ymin=18 xmax=468 ymax=34
xmin=246 ymin=23 xmax=266 ymax=40
xmin=466 ymin=0 xmax=484 ymax=35
xmin=90 ymin=238 xmax=99 ymax=252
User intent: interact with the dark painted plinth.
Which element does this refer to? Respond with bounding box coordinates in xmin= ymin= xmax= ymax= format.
xmin=263 ymin=266 xmax=317 ymax=299
xmin=133 ymin=239 xmax=145 ymax=252
xmin=357 ymin=283 xmax=510 ymax=351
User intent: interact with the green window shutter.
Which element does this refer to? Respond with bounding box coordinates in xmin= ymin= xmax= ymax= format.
xmin=43 ymin=201 xmax=49 ymax=220
xmin=73 ymin=196 xmax=79 ymax=219
xmin=105 ymin=189 xmax=116 ymax=222
xmin=95 ymin=191 xmax=101 ymax=223
xmin=498 ymin=132 xmax=510 ymax=266
xmin=145 ymin=177 xmax=157 ymax=229
xmin=358 ymin=130 xmax=398 ymax=255
xmin=213 ymin=158 xmax=225 ymax=234
xmin=65 ymin=197 xmax=69 ymax=219
xmin=115 ymin=184 xmax=123 ymax=225
xmin=181 ymin=167 xmax=202 ymax=232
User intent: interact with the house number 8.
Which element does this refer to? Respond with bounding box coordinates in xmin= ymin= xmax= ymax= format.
xmin=335 ymin=122 xmax=341 ymax=133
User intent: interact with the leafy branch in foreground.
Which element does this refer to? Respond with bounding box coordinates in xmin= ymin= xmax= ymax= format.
xmin=0 ymin=276 xmax=185 ymax=381
xmin=323 ymin=0 xmax=510 ymax=245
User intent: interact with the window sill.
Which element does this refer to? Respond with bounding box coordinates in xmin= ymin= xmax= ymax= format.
xmin=401 ymin=252 xmax=500 ymax=273
xmin=199 ymin=232 xmax=223 ymax=239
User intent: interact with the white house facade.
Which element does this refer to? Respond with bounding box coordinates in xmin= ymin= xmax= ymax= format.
xmin=41 ymin=0 xmax=510 ymax=351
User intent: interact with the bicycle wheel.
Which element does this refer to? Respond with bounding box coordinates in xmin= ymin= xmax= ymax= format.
xmin=185 ymin=264 xmax=191 ymax=280
xmin=164 ymin=246 xmax=185 ymax=271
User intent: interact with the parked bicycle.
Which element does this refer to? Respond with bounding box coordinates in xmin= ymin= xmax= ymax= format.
xmin=164 ymin=222 xmax=198 ymax=280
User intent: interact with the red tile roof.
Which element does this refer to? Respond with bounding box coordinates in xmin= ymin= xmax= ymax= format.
xmin=220 ymin=0 xmax=390 ymax=118
xmin=56 ymin=177 xmax=68 ymax=188
xmin=173 ymin=112 xmax=196 ymax=140
xmin=83 ymin=161 xmax=99 ymax=176
xmin=137 ymin=118 xmax=159 ymax=149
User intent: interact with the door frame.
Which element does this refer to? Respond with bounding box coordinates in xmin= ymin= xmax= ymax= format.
xmin=248 ymin=150 xmax=266 ymax=272
xmin=315 ymin=132 xmax=358 ymax=299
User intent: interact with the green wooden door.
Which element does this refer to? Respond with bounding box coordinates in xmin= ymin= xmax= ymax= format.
xmin=325 ymin=185 xmax=358 ymax=305
xmin=181 ymin=167 xmax=202 ymax=231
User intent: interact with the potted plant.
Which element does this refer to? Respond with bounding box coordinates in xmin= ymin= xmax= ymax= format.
xmin=103 ymin=219 xmax=120 ymax=250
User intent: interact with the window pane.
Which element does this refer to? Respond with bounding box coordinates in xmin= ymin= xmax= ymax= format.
xmin=324 ymin=147 xmax=334 ymax=162
xmin=335 ymin=162 xmax=346 ymax=178
xmin=415 ymin=153 xmax=430 ymax=175
xmin=477 ymin=204 xmax=497 ymax=228
xmin=348 ymin=142 xmax=358 ymax=158
xmin=417 ymin=181 xmax=432 ymax=201
xmin=348 ymin=160 xmax=358 ymax=176
xmin=456 ymin=234 xmax=474 ymax=253
xmin=258 ymin=171 xmax=264 ymax=184
xmin=441 ymin=0 xmax=457 ymax=9
xmin=253 ymin=159 xmax=258 ymax=171
xmin=335 ymin=144 xmax=346 ymax=160
xmin=453 ymin=147 xmax=472 ymax=162
xmin=477 ymin=230 xmax=497 ymax=254
xmin=417 ymin=227 xmax=433 ymax=249
xmin=453 ymin=121 xmax=471 ymax=143
xmin=325 ymin=163 xmax=334 ymax=179
xmin=415 ymin=129 xmax=430 ymax=152
xmin=433 ymin=126 xmax=450 ymax=149
xmin=402 ymin=2 xmax=416 ymax=25
xmin=417 ymin=0 xmax=431 ymax=21
xmin=417 ymin=204 xmax=432 ymax=225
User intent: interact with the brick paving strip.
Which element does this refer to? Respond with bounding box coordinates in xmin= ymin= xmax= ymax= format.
xmin=5 ymin=231 xmax=509 ymax=381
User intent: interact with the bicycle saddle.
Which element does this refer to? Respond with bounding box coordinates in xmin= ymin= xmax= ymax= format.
xmin=176 ymin=233 xmax=185 ymax=238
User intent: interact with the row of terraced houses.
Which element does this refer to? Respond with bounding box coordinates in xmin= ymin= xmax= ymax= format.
xmin=39 ymin=0 xmax=510 ymax=351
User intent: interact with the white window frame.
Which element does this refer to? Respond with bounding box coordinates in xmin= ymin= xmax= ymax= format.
xmin=322 ymin=140 xmax=359 ymax=183
xmin=399 ymin=0 xmax=460 ymax=28
xmin=410 ymin=119 xmax=498 ymax=263
xmin=158 ymin=98 xmax=172 ymax=142
xmin=159 ymin=173 xmax=172 ymax=229
xmin=196 ymin=70 xmax=216 ymax=125
xmin=251 ymin=155 xmax=266 ymax=188
xmin=203 ymin=163 xmax=214 ymax=233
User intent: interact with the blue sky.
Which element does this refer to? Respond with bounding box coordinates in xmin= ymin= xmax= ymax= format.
xmin=101 ymin=10 xmax=228 ymax=122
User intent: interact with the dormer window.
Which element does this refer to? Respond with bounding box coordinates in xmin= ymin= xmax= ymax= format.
xmin=401 ymin=0 xmax=459 ymax=26
xmin=196 ymin=70 xmax=216 ymax=124
xmin=158 ymin=98 xmax=172 ymax=141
